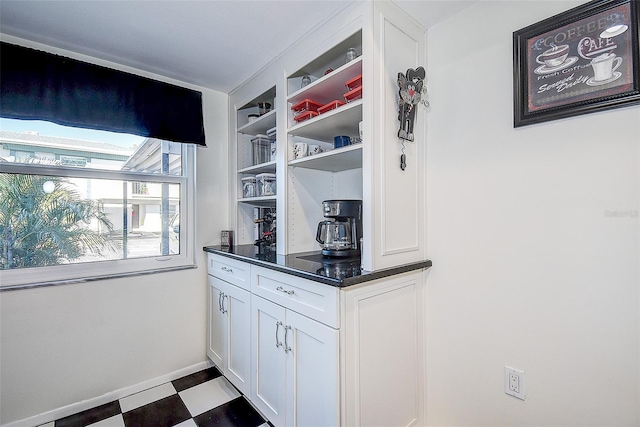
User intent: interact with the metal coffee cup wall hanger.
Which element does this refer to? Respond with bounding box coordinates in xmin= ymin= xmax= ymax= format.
xmin=397 ymin=66 xmax=429 ymax=170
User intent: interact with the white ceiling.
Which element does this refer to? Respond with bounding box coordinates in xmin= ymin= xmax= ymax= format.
xmin=0 ymin=0 xmax=476 ymax=94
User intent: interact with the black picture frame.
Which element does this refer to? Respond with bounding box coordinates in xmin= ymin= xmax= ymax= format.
xmin=513 ymin=0 xmax=640 ymax=127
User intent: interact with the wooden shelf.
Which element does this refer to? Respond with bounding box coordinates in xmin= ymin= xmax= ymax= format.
xmin=288 ymin=144 xmax=362 ymax=172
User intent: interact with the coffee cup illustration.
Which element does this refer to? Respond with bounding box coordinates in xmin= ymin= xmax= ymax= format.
xmin=590 ymin=53 xmax=622 ymax=82
xmin=536 ymin=44 xmax=570 ymax=68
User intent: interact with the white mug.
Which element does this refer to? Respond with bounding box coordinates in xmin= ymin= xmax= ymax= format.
xmin=293 ymin=142 xmax=308 ymax=159
xmin=536 ymin=44 xmax=569 ymax=68
xmin=308 ymin=144 xmax=323 ymax=155
xmin=590 ymin=53 xmax=622 ymax=82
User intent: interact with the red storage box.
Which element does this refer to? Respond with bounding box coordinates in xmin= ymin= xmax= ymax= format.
xmin=344 ymin=85 xmax=362 ymax=103
xmin=291 ymin=99 xmax=323 ymax=113
xmin=345 ymin=74 xmax=362 ymax=91
xmin=317 ymin=100 xmax=345 ymax=115
xmin=293 ymin=111 xmax=318 ymax=123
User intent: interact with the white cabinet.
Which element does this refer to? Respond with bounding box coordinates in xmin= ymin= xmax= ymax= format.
xmin=250 ymin=294 xmax=287 ymax=425
xmin=207 ymin=253 xmax=251 ymax=290
xmin=207 ymin=253 xmax=426 ymax=427
xmin=250 ymin=267 xmax=340 ymax=427
xmin=228 ymin=1 xmax=427 ymax=271
xmin=207 ymin=276 xmax=225 ymax=367
xmin=340 ymin=271 xmax=425 ymax=426
xmin=206 ymin=263 xmax=251 ymax=396
xmin=283 ymin=309 xmax=339 ymax=427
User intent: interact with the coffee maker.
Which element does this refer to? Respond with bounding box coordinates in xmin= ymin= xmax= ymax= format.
xmin=316 ymin=200 xmax=362 ymax=257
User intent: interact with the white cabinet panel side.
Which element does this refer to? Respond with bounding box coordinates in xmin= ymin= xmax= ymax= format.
xmin=369 ymin=2 xmax=427 ymax=270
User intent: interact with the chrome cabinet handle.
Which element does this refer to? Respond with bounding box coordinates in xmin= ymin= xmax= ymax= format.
xmin=220 ymin=293 xmax=227 ymax=314
xmin=276 ymin=286 xmax=294 ymax=295
xmin=221 ymin=266 xmax=233 ymax=274
xmin=275 ymin=321 xmax=283 ymax=349
xmin=284 ymin=325 xmax=292 ymax=353
xmin=218 ymin=292 xmax=223 ymax=312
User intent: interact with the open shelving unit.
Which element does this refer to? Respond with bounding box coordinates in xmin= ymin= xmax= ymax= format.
xmin=229 ymin=28 xmax=367 ymax=254
xmin=285 ymin=30 xmax=364 ymax=254
xmin=234 ymin=87 xmax=277 ymax=246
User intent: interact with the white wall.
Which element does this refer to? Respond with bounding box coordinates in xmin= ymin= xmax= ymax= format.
xmin=425 ymin=1 xmax=639 ymax=425
xmin=0 ymin=38 xmax=229 ymax=425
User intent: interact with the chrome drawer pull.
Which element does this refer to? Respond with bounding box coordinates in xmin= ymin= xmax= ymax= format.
xmin=221 ymin=266 xmax=234 ymax=274
xmin=220 ymin=293 xmax=227 ymax=314
xmin=275 ymin=321 xmax=283 ymax=349
xmin=284 ymin=325 xmax=292 ymax=353
xmin=276 ymin=286 xmax=295 ymax=295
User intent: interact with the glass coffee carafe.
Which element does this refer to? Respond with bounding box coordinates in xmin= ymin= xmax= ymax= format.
xmin=315 ymin=200 xmax=362 ymax=257
xmin=316 ymin=220 xmax=353 ymax=251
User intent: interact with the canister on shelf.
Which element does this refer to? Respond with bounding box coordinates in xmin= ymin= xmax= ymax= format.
xmin=251 ymin=135 xmax=272 ymax=165
xmin=257 ymin=102 xmax=271 ymax=115
xmin=256 ymin=173 xmax=277 ymax=196
xmin=345 ymin=48 xmax=358 ymax=63
xmin=265 ymin=127 xmax=277 ymax=162
xmin=242 ymin=176 xmax=256 ymax=198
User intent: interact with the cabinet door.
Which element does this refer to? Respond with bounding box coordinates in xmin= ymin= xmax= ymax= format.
xmin=251 ymin=295 xmax=287 ymax=427
xmin=222 ymin=279 xmax=251 ymax=396
xmin=342 ymin=271 xmax=425 ymax=427
xmin=285 ymin=310 xmax=339 ymax=427
xmin=207 ymin=276 xmax=225 ymax=368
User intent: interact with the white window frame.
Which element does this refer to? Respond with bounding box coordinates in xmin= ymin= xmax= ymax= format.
xmin=0 ymin=144 xmax=196 ymax=290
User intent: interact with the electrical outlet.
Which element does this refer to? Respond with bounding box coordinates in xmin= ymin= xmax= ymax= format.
xmin=505 ymin=366 xmax=525 ymax=400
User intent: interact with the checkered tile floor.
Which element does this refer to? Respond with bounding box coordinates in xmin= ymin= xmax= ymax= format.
xmin=38 ymin=366 xmax=269 ymax=427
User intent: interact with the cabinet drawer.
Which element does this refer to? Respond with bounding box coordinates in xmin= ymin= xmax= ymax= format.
xmin=207 ymin=254 xmax=250 ymax=291
xmin=251 ymin=265 xmax=339 ymax=328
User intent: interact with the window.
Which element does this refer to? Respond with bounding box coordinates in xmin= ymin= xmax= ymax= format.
xmin=0 ymin=119 xmax=196 ymax=289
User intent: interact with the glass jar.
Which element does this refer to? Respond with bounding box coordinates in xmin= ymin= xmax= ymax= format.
xmin=345 ymin=48 xmax=358 ymax=63
xmin=251 ymin=135 xmax=271 ymax=165
xmin=256 ymin=173 xmax=276 ymax=196
xmin=241 ymin=176 xmax=256 ymax=198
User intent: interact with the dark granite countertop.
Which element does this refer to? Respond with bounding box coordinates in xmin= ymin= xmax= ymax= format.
xmin=203 ymin=245 xmax=432 ymax=287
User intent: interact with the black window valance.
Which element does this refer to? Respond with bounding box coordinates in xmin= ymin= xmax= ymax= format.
xmin=0 ymin=42 xmax=206 ymax=146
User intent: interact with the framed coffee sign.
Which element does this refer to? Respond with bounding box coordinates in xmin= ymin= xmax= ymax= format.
xmin=513 ymin=0 xmax=640 ymax=127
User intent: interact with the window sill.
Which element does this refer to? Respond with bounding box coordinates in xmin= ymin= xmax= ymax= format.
xmin=0 ymin=264 xmax=198 ymax=292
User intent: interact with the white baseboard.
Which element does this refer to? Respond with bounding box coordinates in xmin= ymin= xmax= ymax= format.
xmin=2 ymin=359 xmax=213 ymax=427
